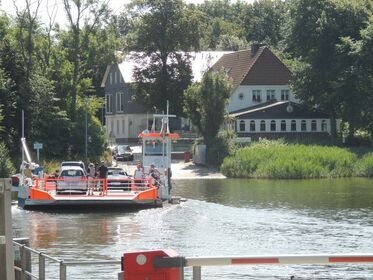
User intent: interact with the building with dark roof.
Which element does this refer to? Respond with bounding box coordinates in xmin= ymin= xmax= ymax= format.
xmin=101 ymin=51 xmax=230 ymax=143
xmin=212 ymin=45 xmax=335 ymax=141
xmin=101 ymin=46 xmax=335 ymax=143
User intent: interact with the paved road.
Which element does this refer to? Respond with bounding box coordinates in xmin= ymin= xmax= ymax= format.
xmin=111 ymin=145 xmax=225 ymax=179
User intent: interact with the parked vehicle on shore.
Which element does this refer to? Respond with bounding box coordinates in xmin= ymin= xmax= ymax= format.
xmin=113 ymin=145 xmax=134 ymax=161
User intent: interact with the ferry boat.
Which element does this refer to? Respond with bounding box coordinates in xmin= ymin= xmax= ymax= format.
xmin=15 ymin=109 xmax=179 ymax=210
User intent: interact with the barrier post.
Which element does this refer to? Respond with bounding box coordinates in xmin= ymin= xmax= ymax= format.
xmin=0 ymin=178 xmax=15 ymax=280
xmin=193 ymin=266 xmax=201 ymax=280
xmin=60 ymin=261 xmax=66 ymax=280
xmin=39 ymin=253 xmax=45 ymax=280
xmin=123 ymin=249 xmax=183 ymax=280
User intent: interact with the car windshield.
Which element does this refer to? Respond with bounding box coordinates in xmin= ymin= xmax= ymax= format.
xmin=118 ymin=146 xmax=131 ymax=153
xmin=61 ymin=170 xmax=84 ymax=177
xmin=108 ymin=169 xmax=125 ymax=175
xmin=61 ymin=162 xmax=84 ymax=168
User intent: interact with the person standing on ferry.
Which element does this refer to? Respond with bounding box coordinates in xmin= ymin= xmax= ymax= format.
xmin=133 ymin=162 xmax=144 ymax=187
xmin=98 ymin=161 xmax=108 ymax=195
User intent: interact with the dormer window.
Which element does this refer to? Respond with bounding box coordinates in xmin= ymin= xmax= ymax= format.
xmin=252 ymin=90 xmax=261 ymax=102
xmin=266 ymin=90 xmax=276 ymax=101
xmin=281 ymin=90 xmax=289 ymax=101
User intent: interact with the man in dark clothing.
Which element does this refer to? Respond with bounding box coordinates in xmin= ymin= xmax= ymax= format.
xmin=98 ymin=162 xmax=108 ymax=195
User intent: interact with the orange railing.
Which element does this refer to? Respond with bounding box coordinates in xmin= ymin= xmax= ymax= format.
xmin=32 ymin=177 xmax=155 ymax=195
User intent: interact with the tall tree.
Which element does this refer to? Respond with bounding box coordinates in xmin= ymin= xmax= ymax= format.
xmin=285 ymin=0 xmax=371 ymax=141
xmin=11 ymin=0 xmax=42 ymax=139
xmin=62 ymin=0 xmax=110 ymax=121
xmin=183 ymin=69 xmax=232 ymax=148
xmin=128 ymin=0 xmax=203 ymax=115
xmin=243 ymin=0 xmax=286 ymax=47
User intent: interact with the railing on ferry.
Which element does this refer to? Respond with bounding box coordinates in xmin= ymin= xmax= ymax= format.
xmin=32 ymin=177 xmax=154 ymax=195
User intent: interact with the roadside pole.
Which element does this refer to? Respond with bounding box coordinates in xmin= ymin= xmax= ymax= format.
xmin=0 ymin=178 xmax=15 ymax=280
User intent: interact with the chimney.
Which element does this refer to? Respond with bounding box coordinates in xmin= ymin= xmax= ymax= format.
xmin=251 ymin=43 xmax=266 ymax=57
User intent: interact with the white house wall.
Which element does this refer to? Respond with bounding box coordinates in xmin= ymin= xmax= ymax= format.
xmin=227 ymin=85 xmax=298 ymax=113
xmin=106 ymin=113 xmax=149 ymax=141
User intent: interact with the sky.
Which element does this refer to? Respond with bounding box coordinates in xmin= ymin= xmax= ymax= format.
xmin=0 ymin=0 xmax=255 ymax=28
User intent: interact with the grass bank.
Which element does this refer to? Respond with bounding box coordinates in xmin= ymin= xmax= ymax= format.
xmin=221 ymin=140 xmax=373 ymax=179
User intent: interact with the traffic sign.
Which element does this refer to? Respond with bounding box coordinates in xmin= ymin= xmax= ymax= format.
xmin=33 ymin=143 xmax=43 ymax=150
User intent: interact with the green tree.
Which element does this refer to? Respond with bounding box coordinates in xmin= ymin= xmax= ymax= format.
xmin=243 ymin=0 xmax=286 ymax=47
xmin=0 ymin=142 xmax=15 ymax=177
xmin=285 ymin=0 xmax=371 ymax=141
xmin=62 ymin=0 xmax=111 ymax=121
xmin=128 ymin=0 xmax=203 ymax=115
xmin=183 ymin=69 xmax=232 ymax=149
xmin=197 ymin=0 xmax=247 ymax=50
xmin=350 ymin=16 xmax=373 ymax=139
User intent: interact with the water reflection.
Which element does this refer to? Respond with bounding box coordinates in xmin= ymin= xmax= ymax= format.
xmin=173 ymin=178 xmax=373 ymax=210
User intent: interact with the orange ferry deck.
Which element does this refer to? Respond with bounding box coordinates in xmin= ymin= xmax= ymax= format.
xmin=19 ymin=178 xmax=162 ymax=209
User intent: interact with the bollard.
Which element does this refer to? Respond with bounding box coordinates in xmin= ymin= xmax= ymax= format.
xmin=0 ymin=178 xmax=15 ymax=280
xmin=122 ymin=249 xmax=183 ymax=280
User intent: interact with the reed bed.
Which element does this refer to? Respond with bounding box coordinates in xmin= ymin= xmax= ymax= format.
xmin=221 ymin=140 xmax=358 ymax=179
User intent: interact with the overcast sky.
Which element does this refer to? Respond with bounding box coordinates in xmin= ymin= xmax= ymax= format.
xmin=0 ymin=0 xmax=255 ymax=28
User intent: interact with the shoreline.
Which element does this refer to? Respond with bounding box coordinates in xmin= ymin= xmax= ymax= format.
xmin=115 ymin=160 xmax=226 ymax=180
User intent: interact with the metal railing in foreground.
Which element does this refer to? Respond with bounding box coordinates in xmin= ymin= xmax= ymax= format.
xmin=13 ymin=242 xmax=373 ymax=280
xmin=13 ymin=240 xmax=120 ymax=280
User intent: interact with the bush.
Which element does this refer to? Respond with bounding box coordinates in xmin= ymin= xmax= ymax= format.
xmin=0 ymin=142 xmax=15 ymax=177
xmin=206 ymin=130 xmax=237 ymax=166
xmin=221 ymin=140 xmax=357 ymax=179
xmin=355 ymin=153 xmax=373 ymax=177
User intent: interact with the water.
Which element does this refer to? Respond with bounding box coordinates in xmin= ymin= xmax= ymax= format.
xmin=12 ymin=178 xmax=373 ymax=279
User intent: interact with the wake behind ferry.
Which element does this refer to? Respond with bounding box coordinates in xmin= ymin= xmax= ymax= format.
xmin=14 ymin=111 xmax=179 ymax=210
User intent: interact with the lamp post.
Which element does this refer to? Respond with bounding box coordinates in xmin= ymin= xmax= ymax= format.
xmin=85 ymin=97 xmax=88 ymax=161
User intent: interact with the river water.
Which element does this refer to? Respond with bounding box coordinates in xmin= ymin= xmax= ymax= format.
xmin=12 ymin=178 xmax=373 ymax=279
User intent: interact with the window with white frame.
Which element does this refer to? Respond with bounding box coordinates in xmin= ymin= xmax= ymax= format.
xmin=266 ymin=90 xmax=276 ymax=101
xmin=260 ymin=120 xmax=266 ymax=131
xmin=321 ymin=120 xmax=327 ymax=131
xmin=270 ymin=120 xmax=276 ymax=131
xmin=109 ymin=72 xmax=113 ymax=85
xmin=281 ymin=120 xmax=286 ymax=131
xmin=250 ymin=120 xmax=255 ymax=131
xmin=252 ymin=90 xmax=261 ymax=102
xmin=291 ymin=120 xmax=296 ymax=131
xmin=122 ymin=120 xmax=125 ymax=134
xmin=105 ymin=94 xmax=112 ymax=113
xmin=281 ymin=90 xmax=290 ymax=101
xmin=301 ymin=120 xmax=307 ymax=131
xmin=311 ymin=120 xmax=317 ymax=131
xmin=239 ymin=120 xmax=245 ymax=131
xmin=117 ymin=120 xmax=119 ymax=135
xmin=116 ymin=92 xmax=125 ymax=112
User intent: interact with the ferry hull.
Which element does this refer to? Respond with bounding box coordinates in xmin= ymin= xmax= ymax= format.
xmin=19 ymin=197 xmax=162 ymax=210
